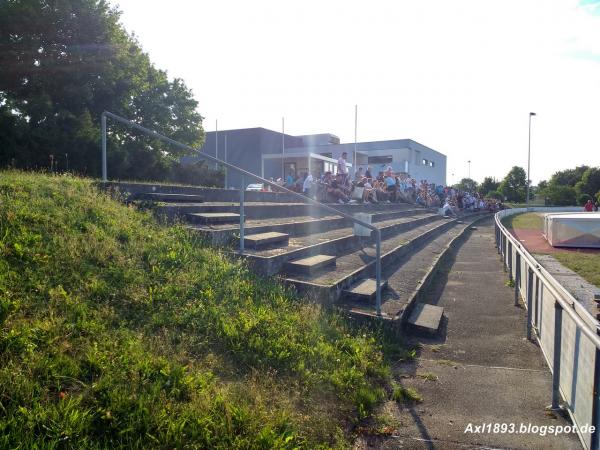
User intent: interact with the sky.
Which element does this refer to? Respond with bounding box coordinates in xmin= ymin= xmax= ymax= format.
xmin=111 ymin=0 xmax=600 ymax=185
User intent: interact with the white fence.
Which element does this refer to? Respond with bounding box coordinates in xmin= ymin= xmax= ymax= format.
xmin=495 ymin=207 xmax=600 ymax=449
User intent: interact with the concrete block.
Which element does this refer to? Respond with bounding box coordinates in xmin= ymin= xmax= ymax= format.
xmin=343 ymin=278 xmax=388 ymax=302
xmin=244 ymin=232 xmax=289 ymax=249
xmin=407 ymin=303 xmax=444 ymax=335
xmin=187 ymin=212 xmax=240 ymax=224
xmin=285 ymin=254 xmax=336 ymax=275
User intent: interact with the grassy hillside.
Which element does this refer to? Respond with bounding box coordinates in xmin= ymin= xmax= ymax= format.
xmin=0 ymin=171 xmax=401 ymax=449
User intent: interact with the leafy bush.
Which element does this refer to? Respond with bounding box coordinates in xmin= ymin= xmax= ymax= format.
xmin=543 ymin=185 xmax=576 ymax=206
xmin=578 ymin=193 xmax=592 ymax=205
xmin=486 ymin=190 xmax=503 ymax=200
xmin=0 ymin=170 xmax=394 ymax=448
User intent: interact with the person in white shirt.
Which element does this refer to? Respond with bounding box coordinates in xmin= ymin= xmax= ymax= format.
xmin=337 ymin=152 xmax=348 ymax=183
xmin=302 ymin=172 xmax=313 ymax=195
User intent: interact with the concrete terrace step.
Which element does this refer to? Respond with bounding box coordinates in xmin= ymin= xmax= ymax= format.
xmin=186 ymin=208 xmax=431 ymax=246
xmin=343 ymin=278 xmax=389 ymax=303
xmin=243 ymin=232 xmax=289 ymax=249
xmin=285 ymin=254 xmax=336 ymax=275
xmin=157 ymin=201 xmax=422 ymax=221
xmin=136 ymin=192 xmax=205 ymax=203
xmin=407 ymin=303 xmax=444 ymax=335
xmin=338 ymin=213 xmax=487 ymax=321
xmin=187 ymin=212 xmax=240 ymax=224
xmin=241 ymin=213 xmax=441 ymax=276
xmin=284 ymin=216 xmax=458 ymax=303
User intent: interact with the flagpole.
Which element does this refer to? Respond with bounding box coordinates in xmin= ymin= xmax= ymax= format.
xmin=354 ymin=105 xmax=357 ymax=179
xmin=215 ymin=119 xmax=218 ymax=170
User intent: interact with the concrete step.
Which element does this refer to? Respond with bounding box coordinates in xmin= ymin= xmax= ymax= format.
xmin=343 ymin=278 xmax=389 ymax=303
xmin=243 ymin=232 xmax=289 ymax=249
xmin=157 ymin=201 xmax=421 ymax=221
xmin=337 ymin=213 xmax=487 ymax=323
xmin=241 ymin=213 xmax=441 ymax=276
xmin=137 ymin=192 xmax=204 ymax=203
xmin=187 ymin=212 xmax=240 ymax=224
xmin=407 ymin=303 xmax=444 ymax=335
xmin=187 ymin=209 xmax=431 ymax=246
xmin=285 ymin=254 xmax=336 ymax=275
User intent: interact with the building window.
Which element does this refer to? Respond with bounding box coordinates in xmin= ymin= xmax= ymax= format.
xmin=368 ymin=155 xmax=393 ymax=165
xmin=422 ymin=159 xmax=435 ymax=167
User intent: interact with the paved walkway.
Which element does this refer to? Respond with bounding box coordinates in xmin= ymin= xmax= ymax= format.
xmin=356 ymin=217 xmax=582 ymax=449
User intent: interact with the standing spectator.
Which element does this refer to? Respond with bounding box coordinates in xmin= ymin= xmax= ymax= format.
xmin=594 ymin=200 xmax=599 ymax=212
xmin=302 ymin=172 xmax=313 ymax=196
xmin=365 ymin=166 xmax=373 ymax=180
xmin=337 ymin=152 xmax=348 ymax=183
xmin=584 ymin=199 xmax=594 ymax=212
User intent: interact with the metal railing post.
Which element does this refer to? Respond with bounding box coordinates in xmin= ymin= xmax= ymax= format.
xmin=526 ymin=267 xmax=533 ymax=340
xmin=508 ymin=242 xmax=513 ymax=280
xmin=551 ymin=301 xmax=563 ymax=410
xmin=534 ymin=277 xmax=540 ymax=330
xmin=101 ymin=113 xmax=107 ymax=182
xmin=591 ymin=330 xmax=600 ymax=450
xmin=514 ymin=252 xmax=520 ymax=306
xmin=375 ymin=229 xmax=382 ymax=317
xmin=239 ymin=175 xmax=245 ymax=253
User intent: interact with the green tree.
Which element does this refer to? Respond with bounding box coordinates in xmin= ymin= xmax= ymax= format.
xmin=486 ymin=190 xmax=503 ymax=200
xmin=499 ymin=166 xmax=528 ymax=202
xmin=0 ymin=0 xmax=204 ymax=179
xmin=544 ymin=185 xmax=576 ymax=206
xmin=574 ymin=167 xmax=600 ymax=198
xmin=478 ymin=176 xmax=499 ymax=196
xmin=454 ymin=177 xmax=478 ymax=193
xmin=548 ymin=165 xmax=589 ymax=188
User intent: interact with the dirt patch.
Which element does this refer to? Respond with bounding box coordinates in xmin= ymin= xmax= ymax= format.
xmin=509 ymin=227 xmax=600 ymax=255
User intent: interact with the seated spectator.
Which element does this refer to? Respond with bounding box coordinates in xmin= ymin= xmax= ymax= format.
xmin=385 ymin=172 xmax=398 ymax=202
xmin=323 ymin=172 xmax=350 ymax=204
xmin=441 ymin=199 xmax=457 ymax=216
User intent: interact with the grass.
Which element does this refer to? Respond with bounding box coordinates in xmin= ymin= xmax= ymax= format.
xmin=0 ymin=170 xmax=399 ymax=449
xmin=391 ymin=385 xmax=422 ymax=403
xmin=554 ymin=253 xmax=600 ymax=288
xmin=417 ymin=372 xmax=438 ymax=382
xmin=502 ymin=212 xmax=600 ymax=288
xmin=501 ymin=212 xmax=543 ymax=231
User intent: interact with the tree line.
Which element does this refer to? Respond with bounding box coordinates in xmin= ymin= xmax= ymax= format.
xmin=0 ymin=0 xmax=221 ymax=185
xmin=454 ymin=165 xmax=600 ymax=206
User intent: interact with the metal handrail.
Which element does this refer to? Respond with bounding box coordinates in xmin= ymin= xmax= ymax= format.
xmin=495 ymin=211 xmax=600 ymax=346
xmin=101 ymin=111 xmax=384 ymax=315
xmin=495 ymin=208 xmax=600 ymax=450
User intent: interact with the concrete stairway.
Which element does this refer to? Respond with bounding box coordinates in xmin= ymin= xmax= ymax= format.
xmin=118 ymin=183 xmax=487 ymax=333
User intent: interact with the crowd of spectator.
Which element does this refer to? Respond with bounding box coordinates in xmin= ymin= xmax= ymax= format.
xmin=267 ymin=153 xmax=504 ymax=215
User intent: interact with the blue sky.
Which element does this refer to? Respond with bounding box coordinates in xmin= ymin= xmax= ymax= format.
xmin=112 ymin=0 xmax=600 ymax=184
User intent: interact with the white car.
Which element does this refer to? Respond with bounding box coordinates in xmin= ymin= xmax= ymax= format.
xmin=246 ymin=183 xmax=264 ymax=191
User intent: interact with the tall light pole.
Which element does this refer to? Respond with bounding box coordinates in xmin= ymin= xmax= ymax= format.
xmin=282 ymin=117 xmax=285 ymax=180
xmin=354 ymin=105 xmax=358 ymax=179
xmin=526 ymin=112 xmax=536 ymax=209
xmin=467 ymin=160 xmax=471 ymax=179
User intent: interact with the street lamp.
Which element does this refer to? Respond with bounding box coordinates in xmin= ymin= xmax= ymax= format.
xmin=526 ymin=112 xmax=536 ymax=209
xmin=467 ymin=160 xmax=471 ymax=179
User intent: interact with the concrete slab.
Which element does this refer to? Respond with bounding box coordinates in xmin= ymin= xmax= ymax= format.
xmin=343 ymin=278 xmax=389 ymax=302
xmin=357 ymin=217 xmax=581 ymax=449
xmin=187 ymin=212 xmax=240 ymax=224
xmin=387 ymin=359 xmax=581 ymax=450
xmin=138 ymin=192 xmax=205 ymax=203
xmin=407 ymin=303 xmax=444 ymax=335
xmin=285 ymin=254 xmax=336 ymax=274
xmin=243 ymin=231 xmax=289 ymax=249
